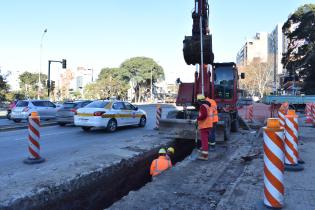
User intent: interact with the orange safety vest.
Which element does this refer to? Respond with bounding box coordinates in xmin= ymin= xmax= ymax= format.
xmin=206 ymin=98 xmax=219 ymax=123
xmin=150 ymin=156 xmax=172 ymax=177
xmin=198 ymin=104 xmax=213 ymax=129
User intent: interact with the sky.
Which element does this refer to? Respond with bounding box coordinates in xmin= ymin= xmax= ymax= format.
xmin=0 ymin=0 xmax=311 ymax=89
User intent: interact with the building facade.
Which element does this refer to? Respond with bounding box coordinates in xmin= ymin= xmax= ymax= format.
xmin=236 ymin=32 xmax=269 ymax=67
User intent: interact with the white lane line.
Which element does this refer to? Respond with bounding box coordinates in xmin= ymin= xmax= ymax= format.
xmin=14 ymin=130 xmax=76 ymax=141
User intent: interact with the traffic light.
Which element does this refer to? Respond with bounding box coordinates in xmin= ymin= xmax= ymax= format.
xmin=62 ymin=59 xmax=67 ymax=69
xmin=51 ymin=80 xmax=55 ymax=91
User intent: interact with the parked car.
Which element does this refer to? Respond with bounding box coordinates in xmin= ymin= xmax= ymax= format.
xmin=237 ymin=98 xmax=253 ymax=108
xmin=56 ymin=100 xmax=92 ymax=126
xmin=11 ymin=100 xmax=57 ymax=122
xmin=6 ymin=100 xmax=18 ymax=120
xmin=74 ymin=100 xmax=147 ymax=132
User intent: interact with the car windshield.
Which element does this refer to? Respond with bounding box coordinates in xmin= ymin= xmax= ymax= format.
xmin=16 ymin=101 xmax=29 ymax=107
xmin=85 ymin=101 xmax=109 ymax=108
xmin=63 ymin=103 xmax=77 ymax=108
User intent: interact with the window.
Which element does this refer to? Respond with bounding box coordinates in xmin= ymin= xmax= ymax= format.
xmin=32 ymin=101 xmax=46 ymax=107
xmin=124 ymin=102 xmax=136 ymax=110
xmin=63 ymin=103 xmax=76 ymax=108
xmin=86 ymin=101 xmax=109 ymax=108
xmin=113 ymin=102 xmax=125 ymax=110
xmin=16 ymin=101 xmax=29 ymax=107
xmin=214 ymin=67 xmax=234 ymax=99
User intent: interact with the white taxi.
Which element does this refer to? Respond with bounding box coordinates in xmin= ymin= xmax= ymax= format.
xmin=74 ymin=100 xmax=147 ymax=132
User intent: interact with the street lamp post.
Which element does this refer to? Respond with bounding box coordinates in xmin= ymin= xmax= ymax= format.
xmin=38 ymin=29 xmax=47 ymax=99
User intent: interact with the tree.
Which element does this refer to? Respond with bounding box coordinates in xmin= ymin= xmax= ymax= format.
xmin=282 ymin=4 xmax=315 ymax=94
xmin=19 ymin=71 xmax=48 ymax=99
xmin=0 ymin=68 xmax=10 ymax=101
xmin=239 ymin=60 xmax=273 ymax=98
xmin=120 ymin=57 xmax=165 ymax=102
xmin=84 ymin=76 xmax=127 ymax=100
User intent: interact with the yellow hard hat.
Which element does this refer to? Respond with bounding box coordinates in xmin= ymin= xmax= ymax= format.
xmin=167 ymin=147 xmax=175 ymax=154
xmin=197 ymin=94 xmax=205 ymax=100
xmin=158 ymin=148 xmax=166 ymax=154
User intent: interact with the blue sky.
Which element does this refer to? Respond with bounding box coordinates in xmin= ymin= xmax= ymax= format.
xmin=0 ymin=0 xmax=311 ymax=86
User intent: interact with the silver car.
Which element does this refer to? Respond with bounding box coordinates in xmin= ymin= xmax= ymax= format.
xmin=56 ymin=100 xmax=92 ymax=126
xmin=11 ymin=100 xmax=57 ymax=123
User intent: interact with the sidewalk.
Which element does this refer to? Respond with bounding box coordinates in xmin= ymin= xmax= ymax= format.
xmin=216 ymin=116 xmax=315 ymax=210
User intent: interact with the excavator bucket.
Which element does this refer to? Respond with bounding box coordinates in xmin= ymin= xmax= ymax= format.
xmin=183 ymin=35 xmax=214 ymax=65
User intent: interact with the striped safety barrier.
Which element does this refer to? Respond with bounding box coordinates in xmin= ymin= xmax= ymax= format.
xmin=305 ymin=103 xmax=312 ymax=123
xmin=23 ymin=112 xmax=45 ymax=164
xmin=248 ymin=105 xmax=254 ymax=122
xmin=263 ymin=118 xmax=285 ymax=209
xmin=312 ymin=103 xmax=315 ymax=126
xmin=278 ymin=109 xmax=286 ymax=127
xmin=284 ymin=110 xmax=303 ymax=171
xmin=154 ymin=105 xmax=162 ymax=130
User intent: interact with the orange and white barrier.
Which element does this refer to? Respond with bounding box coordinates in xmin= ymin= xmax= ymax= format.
xmin=248 ymin=105 xmax=253 ymax=122
xmin=284 ymin=110 xmax=303 ymax=171
xmin=312 ymin=103 xmax=315 ymax=126
xmin=263 ymin=118 xmax=285 ymax=208
xmin=155 ymin=105 xmax=162 ymax=130
xmin=305 ymin=103 xmax=312 ymax=123
xmin=278 ymin=109 xmax=286 ymax=127
xmin=23 ymin=112 xmax=45 ymax=164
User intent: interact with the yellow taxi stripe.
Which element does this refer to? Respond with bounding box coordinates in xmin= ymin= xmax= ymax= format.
xmin=77 ymin=113 xmax=94 ymax=117
xmin=102 ymin=114 xmax=143 ymax=118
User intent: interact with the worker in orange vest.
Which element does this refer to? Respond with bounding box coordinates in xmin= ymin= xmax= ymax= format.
xmin=206 ymin=97 xmax=218 ymax=151
xmin=166 ymin=147 xmax=175 ymax=164
xmin=150 ymin=148 xmax=172 ymax=177
xmin=196 ymin=94 xmax=213 ymax=160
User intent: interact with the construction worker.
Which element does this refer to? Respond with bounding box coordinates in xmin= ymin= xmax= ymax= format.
xmin=166 ymin=147 xmax=175 ymax=164
xmin=196 ymin=94 xmax=213 ymax=160
xmin=206 ymin=97 xmax=218 ymax=151
xmin=150 ymin=148 xmax=172 ymax=177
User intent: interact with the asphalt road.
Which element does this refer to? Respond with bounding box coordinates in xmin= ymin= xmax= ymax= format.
xmin=0 ymin=104 xmax=176 ymax=206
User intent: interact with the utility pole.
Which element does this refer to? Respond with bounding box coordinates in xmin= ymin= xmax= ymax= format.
xmin=38 ymin=29 xmax=47 ymax=99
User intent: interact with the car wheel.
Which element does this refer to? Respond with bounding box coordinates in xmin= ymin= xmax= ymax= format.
xmin=13 ymin=119 xmax=22 ymax=123
xmin=139 ymin=116 xmax=146 ymax=127
xmin=58 ymin=122 xmax=67 ymax=127
xmin=107 ymin=119 xmax=117 ymax=132
xmin=81 ymin=126 xmax=92 ymax=132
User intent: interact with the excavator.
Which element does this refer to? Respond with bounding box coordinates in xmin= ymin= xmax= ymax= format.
xmin=159 ymin=0 xmax=244 ymax=141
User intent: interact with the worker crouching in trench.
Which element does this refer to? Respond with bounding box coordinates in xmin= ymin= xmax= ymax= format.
xmin=195 ymin=94 xmax=213 ymax=161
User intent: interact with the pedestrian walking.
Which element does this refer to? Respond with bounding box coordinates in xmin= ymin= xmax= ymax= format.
xmin=150 ymin=148 xmax=172 ymax=177
xmin=195 ymin=94 xmax=213 ymax=160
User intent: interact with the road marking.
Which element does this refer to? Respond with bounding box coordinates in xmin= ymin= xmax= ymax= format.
xmin=14 ymin=130 xmax=76 ymax=141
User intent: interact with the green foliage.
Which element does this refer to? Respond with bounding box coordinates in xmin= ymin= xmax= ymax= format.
xmin=0 ymin=68 xmax=9 ymax=101
xmin=84 ymin=76 xmax=128 ymax=100
xmin=19 ymin=71 xmax=48 ymax=99
xmin=90 ymin=57 xmax=165 ymax=102
xmin=120 ymin=57 xmax=165 ymax=102
xmin=5 ymin=91 xmax=26 ymax=101
xmin=282 ymin=4 xmax=315 ymax=93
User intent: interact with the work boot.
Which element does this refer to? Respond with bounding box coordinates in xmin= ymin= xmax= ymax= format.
xmin=197 ymin=151 xmax=208 ymax=161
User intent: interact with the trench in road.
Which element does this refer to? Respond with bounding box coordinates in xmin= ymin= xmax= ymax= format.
xmin=20 ymin=139 xmax=195 ymax=210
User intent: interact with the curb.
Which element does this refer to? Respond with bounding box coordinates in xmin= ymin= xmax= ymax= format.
xmin=0 ymin=122 xmax=58 ymax=132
